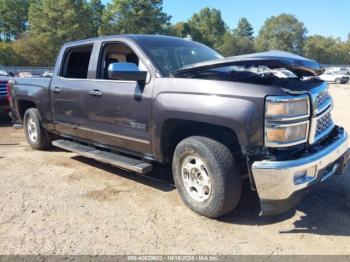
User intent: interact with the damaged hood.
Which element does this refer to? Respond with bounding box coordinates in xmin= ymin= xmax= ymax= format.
xmin=173 ymin=50 xmax=323 ymax=78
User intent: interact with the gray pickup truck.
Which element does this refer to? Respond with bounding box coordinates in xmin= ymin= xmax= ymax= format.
xmin=8 ymin=35 xmax=349 ymax=218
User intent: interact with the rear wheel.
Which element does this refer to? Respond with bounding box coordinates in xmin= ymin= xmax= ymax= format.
xmin=24 ymin=108 xmax=52 ymax=150
xmin=172 ymin=136 xmax=242 ymax=218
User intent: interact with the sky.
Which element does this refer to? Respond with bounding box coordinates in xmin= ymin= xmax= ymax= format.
xmin=101 ymin=0 xmax=350 ymax=40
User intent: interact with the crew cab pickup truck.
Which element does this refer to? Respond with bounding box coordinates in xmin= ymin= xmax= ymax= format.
xmin=8 ymin=35 xmax=349 ymax=218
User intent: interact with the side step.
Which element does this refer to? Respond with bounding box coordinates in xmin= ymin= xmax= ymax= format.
xmin=52 ymin=139 xmax=152 ymax=174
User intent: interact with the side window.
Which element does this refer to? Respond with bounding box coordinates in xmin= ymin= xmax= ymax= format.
xmin=60 ymin=45 xmax=93 ymax=79
xmin=98 ymin=42 xmax=143 ymax=80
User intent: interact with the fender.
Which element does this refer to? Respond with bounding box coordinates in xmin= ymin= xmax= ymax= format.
xmin=150 ymin=78 xmax=285 ymax=160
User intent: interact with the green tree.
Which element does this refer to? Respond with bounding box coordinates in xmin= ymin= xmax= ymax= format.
xmin=0 ymin=41 xmax=23 ymax=65
xmin=304 ymin=35 xmax=338 ymax=64
xmin=187 ymin=7 xmax=227 ymax=48
xmin=233 ymin=18 xmax=254 ymax=39
xmin=88 ymin=0 xmax=104 ymax=36
xmin=256 ymin=13 xmax=307 ymax=54
xmin=304 ymin=35 xmax=350 ymax=64
xmin=99 ymin=0 xmax=170 ymax=35
xmin=11 ymin=33 xmax=47 ymax=66
xmin=0 ymin=0 xmax=29 ymax=41
xmin=218 ymin=32 xmax=255 ymax=57
xmin=164 ymin=22 xmax=192 ymax=38
xmin=27 ymin=0 xmax=95 ymax=65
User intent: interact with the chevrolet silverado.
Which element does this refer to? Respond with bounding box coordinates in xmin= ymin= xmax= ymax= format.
xmin=8 ymin=35 xmax=349 ymax=218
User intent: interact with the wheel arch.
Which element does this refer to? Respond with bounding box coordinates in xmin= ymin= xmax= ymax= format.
xmin=17 ymin=99 xmax=37 ymax=121
xmin=158 ymin=118 xmax=243 ymax=164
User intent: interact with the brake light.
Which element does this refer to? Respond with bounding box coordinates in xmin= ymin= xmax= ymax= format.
xmin=6 ymin=81 xmax=12 ymax=104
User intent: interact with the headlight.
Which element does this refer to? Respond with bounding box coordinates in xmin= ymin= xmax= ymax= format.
xmin=265 ymin=122 xmax=309 ymax=146
xmin=265 ymin=95 xmax=310 ymax=147
xmin=265 ymin=95 xmax=309 ymax=120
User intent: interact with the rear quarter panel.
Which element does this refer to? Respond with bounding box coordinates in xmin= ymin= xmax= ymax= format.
xmin=11 ymin=78 xmax=52 ymax=125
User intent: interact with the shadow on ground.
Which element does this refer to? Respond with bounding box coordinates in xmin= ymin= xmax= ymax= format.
xmin=71 ymin=152 xmax=350 ymax=237
xmin=220 ymin=165 xmax=350 ymax=236
xmin=0 ymin=113 xmax=11 ymax=127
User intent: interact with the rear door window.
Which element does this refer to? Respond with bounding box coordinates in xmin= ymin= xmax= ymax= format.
xmin=60 ymin=45 xmax=93 ymax=79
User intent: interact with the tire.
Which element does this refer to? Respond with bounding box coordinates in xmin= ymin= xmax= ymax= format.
xmin=23 ymin=108 xmax=52 ymax=150
xmin=172 ymin=136 xmax=242 ymax=218
xmin=335 ymin=78 xmax=342 ymax=84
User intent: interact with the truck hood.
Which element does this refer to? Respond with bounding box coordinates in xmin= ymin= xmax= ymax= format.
xmin=173 ymin=50 xmax=323 ymax=78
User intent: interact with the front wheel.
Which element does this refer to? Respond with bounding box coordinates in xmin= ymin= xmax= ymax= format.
xmin=24 ymin=108 xmax=52 ymax=150
xmin=335 ymin=78 xmax=342 ymax=84
xmin=172 ymin=136 xmax=242 ymax=218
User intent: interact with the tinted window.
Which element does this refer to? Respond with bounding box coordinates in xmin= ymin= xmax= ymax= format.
xmin=60 ymin=45 xmax=93 ymax=79
xmin=138 ymin=38 xmax=222 ymax=76
xmin=98 ymin=42 xmax=140 ymax=79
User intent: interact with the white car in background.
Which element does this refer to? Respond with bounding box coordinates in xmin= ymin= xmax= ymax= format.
xmin=0 ymin=65 xmax=9 ymax=76
xmin=18 ymin=72 xmax=33 ymax=78
xmin=318 ymin=71 xmax=349 ymax=84
xmin=42 ymin=70 xmax=54 ymax=78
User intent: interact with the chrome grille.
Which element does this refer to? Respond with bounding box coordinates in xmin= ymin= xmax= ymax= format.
xmin=315 ymin=90 xmax=330 ymax=109
xmin=309 ymin=82 xmax=334 ymax=144
xmin=0 ymin=81 xmax=7 ymax=97
xmin=315 ymin=112 xmax=333 ymax=137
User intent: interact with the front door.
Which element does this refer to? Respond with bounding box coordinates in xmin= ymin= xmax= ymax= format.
xmin=86 ymin=42 xmax=153 ymax=156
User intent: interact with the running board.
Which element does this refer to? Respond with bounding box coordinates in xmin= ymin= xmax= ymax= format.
xmin=52 ymin=139 xmax=152 ymax=174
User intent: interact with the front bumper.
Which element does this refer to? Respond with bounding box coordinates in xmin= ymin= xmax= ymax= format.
xmin=252 ymin=128 xmax=349 ymax=215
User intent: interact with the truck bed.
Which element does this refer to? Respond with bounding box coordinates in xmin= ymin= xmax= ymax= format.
xmin=13 ymin=77 xmax=52 ymax=88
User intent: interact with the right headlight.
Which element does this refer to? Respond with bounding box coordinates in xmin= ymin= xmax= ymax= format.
xmin=265 ymin=95 xmax=309 ymax=120
xmin=265 ymin=122 xmax=309 ymax=145
xmin=265 ymin=95 xmax=310 ymax=147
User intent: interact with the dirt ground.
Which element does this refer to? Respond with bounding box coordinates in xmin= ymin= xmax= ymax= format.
xmin=0 ymin=84 xmax=349 ymax=255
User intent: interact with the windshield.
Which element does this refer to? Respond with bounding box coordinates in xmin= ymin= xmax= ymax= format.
xmin=139 ymin=38 xmax=222 ymax=76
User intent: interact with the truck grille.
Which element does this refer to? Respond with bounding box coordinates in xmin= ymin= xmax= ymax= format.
xmin=0 ymin=80 xmax=7 ymax=97
xmin=315 ymin=112 xmax=333 ymax=137
xmin=316 ymin=90 xmax=330 ymax=109
xmin=309 ymin=82 xmax=334 ymax=144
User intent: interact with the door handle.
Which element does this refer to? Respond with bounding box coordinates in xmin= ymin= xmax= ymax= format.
xmin=53 ymin=87 xmax=61 ymax=94
xmin=89 ymin=90 xmax=102 ymax=97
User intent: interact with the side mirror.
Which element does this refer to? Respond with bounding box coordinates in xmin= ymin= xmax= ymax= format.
xmin=108 ymin=62 xmax=147 ymax=82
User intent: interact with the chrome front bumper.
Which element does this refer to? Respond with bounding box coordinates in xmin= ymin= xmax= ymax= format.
xmin=252 ymin=128 xmax=349 ymax=215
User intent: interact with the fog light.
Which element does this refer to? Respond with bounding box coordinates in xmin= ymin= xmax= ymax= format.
xmin=294 ymin=170 xmax=307 ymax=185
xmin=293 ymin=166 xmax=317 ymax=185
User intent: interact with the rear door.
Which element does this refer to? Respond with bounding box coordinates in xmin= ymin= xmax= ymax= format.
xmin=50 ymin=44 xmax=95 ymax=140
xmin=86 ymin=40 xmax=154 ymax=156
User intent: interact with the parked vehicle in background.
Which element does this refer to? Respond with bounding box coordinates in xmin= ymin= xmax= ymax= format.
xmin=338 ymin=69 xmax=350 ymax=75
xmin=18 ymin=72 xmax=33 ymax=78
xmin=42 ymin=71 xmax=54 ymax=78
xmin=324 ymin=67 xmax=350 ymax=75
xmin=318 ymin=71 xmax=349 ymax=84
xmin=7 ymin=35 xmax=349 ymax=218
xmin=0 ymin=77 xmax=10 ymax=114
xmin=0 ymin=65 xmax=9 ymax=76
